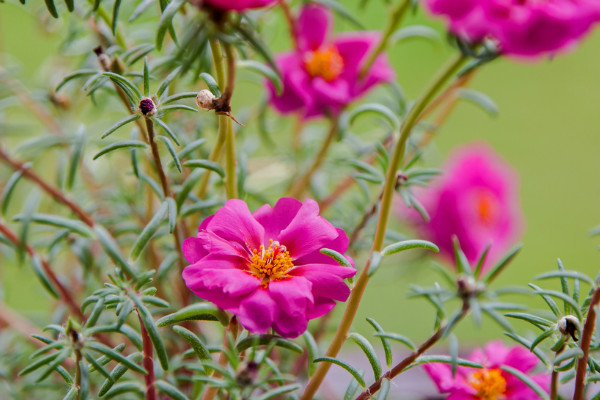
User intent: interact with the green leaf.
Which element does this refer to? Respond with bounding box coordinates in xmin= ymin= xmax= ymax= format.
xmin=100 ymin=114 xmax=142 ymax=139
xmin=93 ymin=225 xmax=138 ymax=278
xmin=156 ymin=0 xmax=186 ymax=50
xmin=452 ymin=236 xmax=472 ymax=276
xmin=530 ymin=328 xmax=554 ymax=351
xmin=198 ymin=72 xmax=222 ymax=97
xmin=150 ymin=117 xmax=180 ymax=146
xmin=20 ymin=351 xmax=62 ymax=376
xmin=98 ymin=352 xmax=143 ymax=396
xmin=235 ymin=24 xmax=279 ymax=74
xmin=391 ymin=25 xmax=441 ymax=45
xmin=156 ymin=135 xmax=182 ymax=173
xmin=1 ymin=165 xmax=28 ymax=216
xmin=62 ymin=387 xmax=77 ymax=400
xmin=64 ymin=0 xmax=74 ymax=12
xmin=500 ymin=365 xmax=549 ymax=399
xmin=554 ymin=347 xmax=583 ymax=365
xmin=163 ymin=91 xmax=198 ymax=104
xmin=535 ymin=269 xmax=593 ymax=286
xmin=316 ymin=0 xmax=364 ymax=29
xmin=373 ymin=332 xmax=415 ymax=350
xmin=381 ymin=239 xmax=439 ymax=257
xmin=313 ymin=357 xmax=365 ymax=387
xmin=102 ymin=382 xmax=144 ymax=399
xmin=255 ymin=384 xmax=301 ymax=400
xmin=157 ymin=303 xmax=228 ymax=327
xmin=302 ymin=331 xmax=319 ymax=377
xmin=86 ymin=342 xmax=146 ymax=374
xmin=528 ymin=283 xmax=562 ymax=318
xmin=143 ymin=57 xmax=150 ymax=97
xmin=112 ymin=0 xmax=122 ymax=34
xmin=129 ymin=0 xmax=154 ymax=22
xmin=409 ymin=355 xmax=483 ymax=370
xmin=367 ymin=251 xmax=383 ymax=277
xmin=44 ymin=0 xmax=59 ymax=18
xmin=236 ymin=335 xmax=303 ymax=354
xmin=172 ymin=326 xmax=211 ymax=361
xmin=165 ymin=197 xmax=177 ymax=234
xmin=484 ymin=244 xmax=522 ymax=284
xmin=35 ymin=349 xmax=72 ymax=382
xmin=13 ymin=213 xmax=91 ymax=237
xmin=82 ymin=351 xmax=112 ymax=382
xmin=131 ymin=295 xmax=169 ymax=370
xmin=320 ymin=248 xmax=354 ymax=270
xmin=504 ymin=312 xmax=554 ymax=329
xmin=458 ymin=88 xmax=499 ymax=117
xmin=349 ymin=103 xmax=401 ymax=132
xmin=366 ymin=318 xmax=393 ymax=368
xmin=30 ymin=255 xmax=59 ymax=298
xmin=183 ymin=159 xmax=225 ymax=177
xmin=237 ymin=59 xmax=282 ymax=95
xmin=375 ymin=378 xmax=390 ymax=400
xmin=101 ymin=72 xmax=142 ymax=101
xmin=156 ymin=66 xmax=182 ymax=99
xmin=530 ymin=286 xmax=582 ymax=320
xmin=155 ymin=380 xmax=190 ymax=400
xmin=348 ymin=332 xmax=382 ymax=380
xmin=66 ymin=128 xmax=85 ymax=191
xmin=160 ymin=104 xmax=197 ymax=114
xmin=93 ymin=140 xmax=148 ymax=160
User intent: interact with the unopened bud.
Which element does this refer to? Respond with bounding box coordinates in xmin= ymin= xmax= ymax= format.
xmin=557 ymin=315 xmax=580 ymax=341
xmin=196 ymin=89 xmax=216 ymax=109
xmin=139 ymin=97 xmax=157 ymax=116
xmin=457 ymin=275 xmax=485 ymax=298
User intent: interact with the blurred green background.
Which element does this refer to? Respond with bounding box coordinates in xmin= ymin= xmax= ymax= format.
xmin=1 ymin=0 xmax=599 ymax=347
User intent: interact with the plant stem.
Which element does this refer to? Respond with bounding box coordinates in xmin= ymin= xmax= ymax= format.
xmin=300 ymin=52 xmax=467 ymax=400
xmin=138 ymin=311 xmax=157 ymax=400
xmin=573 ymin=286 xmax=600 ymax=400
xmin=144 ymin=118 xmax=170 ymax=197
xmin=359 ymin=0 xmax=410 ymax=79
xmin=288 ymin=116 xmax=339 ymax=199
xmin=355 ymin=302 xmax=470 ymax=400
xmin=224 ymin=117 xmax=238 ymax=199
xmin=551 ymin=347 xmax=564 ymax=400
xmin=0 ymin=222 xmax=84 ymax=320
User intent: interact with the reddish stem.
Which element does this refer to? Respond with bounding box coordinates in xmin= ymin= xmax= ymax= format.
xmin=138 ymin=311 xmax=157 ymax=400
xmin=573 ymin=286 xmax=600 ymax=400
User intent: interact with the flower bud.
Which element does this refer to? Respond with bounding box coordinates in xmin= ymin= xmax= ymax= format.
xmin=139 ymin=97 xmax=157 ymax=116
xmin=196 ymin=89 xmax=216 ymax=109
xmin=557 ymin=315 xmax=580 ymax=341
xmin=457 ymin=275 xmax=485 ymax=299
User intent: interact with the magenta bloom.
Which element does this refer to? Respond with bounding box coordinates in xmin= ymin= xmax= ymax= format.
xmin=182 ymin=198 xmax=355 ymax=338
xmin=424 ymin=341 xmax=550 ymax=399
xmin=426 ymin=0 xmax=600 ymax=57
xmin=267 ymin=4 xmax=395 ymax=118
xmin=191 ymin=0 xmax=280 ymax=11
xmin=410 ymin=143 xmax=522 ymax=272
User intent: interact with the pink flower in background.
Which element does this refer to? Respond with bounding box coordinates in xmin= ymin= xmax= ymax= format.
xmin=410 ymin=143 xmax=522 ymax=273
xmin=425 ymin=0 xmax=600 ymax=57
xmin=424 ymin=341 xmax=550 ymax=399
xmin=191 ymin=0 xmax=280 ymax=11
xmin=182 ymin=198 xmax=355 ymax=338
xmin=267 ymin=4 xmax=395 ymax=118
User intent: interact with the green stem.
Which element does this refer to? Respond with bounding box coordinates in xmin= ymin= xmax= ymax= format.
xmin=209 ymin=39 xmax=226 ymax=89
xmin=300 ymin=51 xmax=467 ymax=400
xmin=224 ymin=117 xmax=238 ymax=199
xmin=360 ymin=0 xmax=410 ymax=79
xmin=287 ymin=116 xmax=339 ymax=199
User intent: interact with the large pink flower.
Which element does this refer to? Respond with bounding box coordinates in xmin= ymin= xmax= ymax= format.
xmin=410 ymin=143 xmax=522 ymax=272
xmin=182 ymin=198 xmax=355 ymax=338
xmin=426 ymin=0 xmax=600 ymax=57
xmin=267 ymin=4 xmax=395 ymax=118
xmin=424 ymin=341 xmax=550 ymax=399
xmin=191 ymin=0 xmax=280 ymax=11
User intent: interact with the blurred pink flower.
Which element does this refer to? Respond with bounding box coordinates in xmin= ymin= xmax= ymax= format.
xmin=267 ymin=4 xmax=395 ymax=118
xmin=424 ymin=341 xmax=550 ymax=399
xmin=410 ymin=143 xmax=522 ymax=272
xmin=192 ymin=0 xmax=280 ymax=11
xmin=182 ymin=198 xmax=355 ymax=338
xmin=425 ymin=0 xmax=600 ymax=57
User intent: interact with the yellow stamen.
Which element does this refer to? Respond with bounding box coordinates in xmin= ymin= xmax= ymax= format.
xmin=247 ymin=239 xmax=294 ymax=287
xmin=470 ymin=368 xmax=507 ymax=400
xmin=304 ymin=46 xmax=345 ymax=81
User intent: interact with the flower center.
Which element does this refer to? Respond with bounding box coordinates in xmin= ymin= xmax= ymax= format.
xmin=247 ymin=239 xmax=294 ymax=287
xmin=304 ymin=46 xmax=345 ymax=81
xmin=474 ymin=189 xmax=500 ymax=227
xmin=470 ymin=368 xmax=507 ymax=400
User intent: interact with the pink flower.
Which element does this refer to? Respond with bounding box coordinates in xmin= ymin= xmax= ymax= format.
xmin=191 ymin=0 xmax=280 ymax=11
xmin=267 ymin=4 xmax=395 ymax=118
xmin=424 ymin=341 xmax=550 ymax=400
xmin=425 ymin=0 xmax=600 ymax=57
xmin=410 ymin=143 xmax=522 ymax=272
xmin=182 ymin=198 xmax=355 ymax=338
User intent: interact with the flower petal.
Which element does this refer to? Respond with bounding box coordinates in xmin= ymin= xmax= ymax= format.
xmin=237 ymin=289 xmax=277 ymax=334
xmin=253 ymin=197 xmax=304 ymax=240
xmin=268 ymin=277 xmax=313 ymax=316
xmin=206 ymin=199 xmax=265 ymax=252
xmin=296 ymin=3 xmax=332 ymax=51
xmin=291 ymin=265 xmax=354 ymax=301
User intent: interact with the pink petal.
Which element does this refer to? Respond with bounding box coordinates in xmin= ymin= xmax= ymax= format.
xmin=206 ymin=199 xmax=265 ymax=252
xmin=182 ymin=257 xmax=260 ymax=297
xmin=294 ymin=227 xmax=351 ymax=265
xmin=291 ymin=265 xmax=353 ymax=301
xmin=253 ymin=197 xmax=304 ymax=240
xmin=296 ymin=4 xmax=332 ymax=51
xmin=268 ymin=53 xmax=313 ymax=114
xmin=306 ymin=297 xmax=336 ymax=319
xmin=237 ymin=289 xmax=277 ymax=334
xmin=268 ymin=277 xmax=314 ymax=316
xmin=182 ymin=237 xmax=208 ymax=263
xmin=273 ymin=310 xmax=308 ymax=338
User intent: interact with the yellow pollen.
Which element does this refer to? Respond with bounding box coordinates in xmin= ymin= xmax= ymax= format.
xmin=470 ymin=368 xmax=507 ymax=400
xmin=247 ymin=239 xmax=294 ymax=287
xmin=304 ymin=46 xmax=345 ymax=81
xmin=474 ymin=189 xmax=500 ymax=227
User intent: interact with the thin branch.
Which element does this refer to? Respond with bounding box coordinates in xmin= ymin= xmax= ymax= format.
xmin=138 ymin=311 xmax=157 ymax=400
xmin=573 ymin=286 xmax=600 ymax=400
